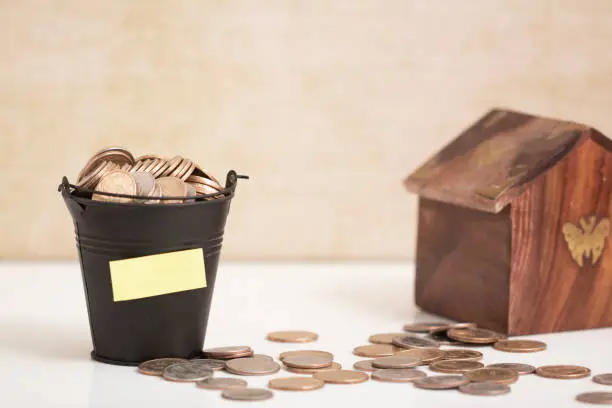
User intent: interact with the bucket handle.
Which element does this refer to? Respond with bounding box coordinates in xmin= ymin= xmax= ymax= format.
xmin=59 ymin=170 xmax=249 ymax=202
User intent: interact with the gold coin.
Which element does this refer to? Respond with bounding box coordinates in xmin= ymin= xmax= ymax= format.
xmin=464 ymin=368 xmax=519 ymax=384
xmin=486 ymin=363 xmax=536 ymax=375
xmin=440 ymin=349 xmax=483 ymax=361
xmin=493 ymin=339 xmax=546 ymax=353
xmin=285 ymin=362 xmax=342 ymax=374
xmin=402 ymin=322 xmax=449 ymax=333
xmin=369 ymin=333 xmax=407 ymax=345
xmin=395 ymin=348 xmax=445 ymax=365
xmin=137 ymin=358 xmax=188 ymax=376
xmin=92 ymin=170 xmax=137 ymax=203
xmin=268 ymin=377 xmax=325 ymax=391
xmin=447 ymin=328 xmax=505 ymax=344
xmin=353 ymin=344 xmax=396 ymax=358
xmin=353 ymin=360 xmax=378 ymax=372
xmin=266 ymin=331 xmax=319 ymax=343
xmin=430 ymin=360 xmax=484 ymax=374
xmin=313 ymin=370 xmax=369 ymax=384
xmin=536 ymin=365 xmax=591 ymax=379
xmin=279 ymin=350 xmax=333 ymax=361
xmin=576 ymin=392 xmax=612 ymax=404
xmin=225 ymin=357 xmax=281 ymax=376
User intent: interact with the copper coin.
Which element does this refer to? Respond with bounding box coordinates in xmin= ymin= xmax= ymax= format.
xmin=353 ymin=360 xmax=378 ymax=372
xmin=576 ymin=392 xmax=612 ymax=404
xmin=493 ymin=339 xmax=547 ymax=353
xmin=428 ymin=328 xmax=463 ymax=345
xmin=225 ymin=357 xmax=281 ymax=376
xmin=157 ymin=176 xmax=188 ymax=203
xmin=221 ymin=388 xmax=273 ymax=401
xmin=447 ymin=328 xmax=505 ymax=344
xmin=268 ymin=377 xmax=325 ymax=391
xmin=191 ymin=182 xmax=221 ymax=196
xmin=78 ymin=146 xmax=134 ymax=182
xmin=395 ymin=348 xmax=445 ymax=365
xmin=282 ymin=354 xmax=333 ymax=369
xmin=190 ymin=358 xmax=226 ymax=371
xmin=78 ymin=160 xmax=111 ymax=189
xmin=196 ymin=378 xmax=248 ymax=390
xmin=353 ymin=344 xmax=396 ymax=358
xmin=285 ymin=362 xmax=342 ymax=374
xmin=92 ymin=170 xmax=137 ymax=203
xmin=465 ymin=368 xmax=519 ymax=384
xmin=459 ymin=382 xmax=511 ymax=396
xmin=368 ymin=333 xmax=407 ymax=345
xmin=279 ymin=350 xmax=333 ymax=361
xmin=192 ymin=164 xmax=222 ymax=186
xmin=267 ymin=331 xmax=319 ymax=343
xmin=536 ymin=365 xmax=591 ymax=379
xmin=202 ymin=346 xmax=253 ymax=359
xmin=372 ymin=356 xmax=421 ymax=369
xmin=252 ymin=354 xmax=274 ymax=361
xmin=430 ymin=360 xmax=484 ymax=374
xmin=180 ymin=161 xmax=197 ymax=181
xmin=403 ymin=322 xmax=449 ymax=333
xmin=392 ymin=335 xmax=440 ymax=350
xmin=372 ymin=368 xmax=427 ymax=383
xmin=137 ymin=358 xmax=188 ymax=376
xmin=313 ymin=370 xmax=369 ymax=384
xmin=487 ymin=363 xmax=536 ymax=375
xmin=188 ymin=174 xmax=222 ymax=190
xmin=160 ymin=156 xmax=183 ymax=177
xmin=413 ymin=375 xmax=469 ymax=390
xmin=130 ymin=159 xmax=152 ymax=173
xmin=162 ymin=362 xmax=213 ymax=382
xmin=132 ymin=171 xmax=156 ymax=196
xmin=594 ymin=374 xmax=612 ymax=385
xmin=170 ymin=158 xmax=192 ymax=179
xmin=440 ymin=349 xmax=483 ymax=361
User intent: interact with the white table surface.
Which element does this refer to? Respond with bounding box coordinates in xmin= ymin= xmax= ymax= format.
xmin=1 ymin=262 xmax=611 ymax=407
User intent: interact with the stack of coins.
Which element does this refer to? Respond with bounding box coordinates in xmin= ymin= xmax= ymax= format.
xmin=76 ymin=147 xmax=223 ymax=203
xmin=134 ymin=324 xmax=611 ymax=404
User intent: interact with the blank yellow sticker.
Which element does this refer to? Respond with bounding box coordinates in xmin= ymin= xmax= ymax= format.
xmin=109 ymin=248 xmax=206 ymax=302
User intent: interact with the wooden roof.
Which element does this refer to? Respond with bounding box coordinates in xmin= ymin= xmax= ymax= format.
xmin=404 ymin=109 xmax=605 ymax=213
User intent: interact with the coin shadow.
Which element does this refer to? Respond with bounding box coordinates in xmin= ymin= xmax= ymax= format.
xmin=0 ymin=319 xmax=90 ymax=360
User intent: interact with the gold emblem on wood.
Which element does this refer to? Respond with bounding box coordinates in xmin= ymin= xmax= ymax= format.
xmin=562 ymin=216 xmax=610 ymax=267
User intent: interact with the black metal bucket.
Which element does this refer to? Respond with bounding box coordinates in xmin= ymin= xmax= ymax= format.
xmin=59 ymin=171 xmax=245 ymax=366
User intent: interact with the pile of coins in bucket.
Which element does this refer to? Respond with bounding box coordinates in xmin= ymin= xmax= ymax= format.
xmin=135 ymin=324 xmax=612 ymax=404
xmin=76 ymin=147 xmax=223 ymax=203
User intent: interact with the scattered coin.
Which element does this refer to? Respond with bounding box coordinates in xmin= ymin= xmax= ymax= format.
xmin=459 ymin=382 xmax=511 ymax=396
xmin=285 ymin=362 xmax=342 ymax=374
xmin=487 ymin=363 xmax=536 ymax=375
xmin=465 ymin=368 xmax=519 ymax=384
xmin=221 ymin=388 xmax=274 ymax=401
xmin=493 ymin=339 xmax=547 ymax=353
xmin=371 ymin=368 xmax=427 ymax=383
xmin=313 ymin=370 xmax=369 ymax=384
xmin=371 ymin=356 xmax=422 ymax=369
xmin=428 ymin=328 xmax=463 ymax=345
xmin=202 ymin=346 xmax=253 ymax=359
xmin=413 ymin=375 xmax=469 ymax=390
xmin=252 ymin=354 xmax=274 ymax=361
xmin=279 ymin=350 xmax=334 ymax=361
xmin=368 ymin=333 xmax=408 ymax=345
xmin=440 ymin=349 xmax=483 ymax=361
xmin=353 ymin=344 xmax=396 ymax=358
xmin=268 ymin=377 xmax=325 ymax=391
xmin=196 ymin=378 xmax=248 ymax=390
xmin=536 ymin=365 xmax=591 ymax=379
xmin=162 ymin=362 xmax=213 ymax=382
xmin=594 ymin=374 xmax=612 ymax=386
xmin=395 ymin=348 xmax=445 ymax=365
xmin=576 ymin=392 xmax=612 ymax=405
xmin=353 ymin=360 xmax=378 ymax=372
xmin=92 ymin=170 xmax=137 ymax=203
xmin=430 ymin=360 xmax=484 ymax=374
xmin=402 ymin=322 xmax=449 ymax=333
xmin=190 ymin=359 xmax=226 ymax=371
xmin=447 ymin=328 xmax=505 ymax=344
xmin=392 ymin=335 xmax=440 ymax=350
xmin=137 ymin=358 xmax=189 ymax=376
xmin=225 ymin=357 xmax=281 ymax=376
xmin=267 ymin=331 xmax=319 ymax=343
xmin=282 ymin=354 xmax=333 ymax=369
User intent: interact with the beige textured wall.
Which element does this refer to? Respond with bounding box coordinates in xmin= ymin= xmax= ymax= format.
xmin=2 ymin=0 xmax=612 ymax=260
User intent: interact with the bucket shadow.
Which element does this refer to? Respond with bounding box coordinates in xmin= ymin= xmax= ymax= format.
xmin=0 ymin=319 xmax=90 ymax=361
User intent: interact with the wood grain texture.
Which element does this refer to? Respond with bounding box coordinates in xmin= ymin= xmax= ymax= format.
xmin=415 ymin=198 xmax=511 ymax=333
xmin=508 ymin=133 xmax=612 ymax=335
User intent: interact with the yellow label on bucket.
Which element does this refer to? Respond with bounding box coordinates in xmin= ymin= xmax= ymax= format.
xmin=109 ymin=248 xmax=206 ymax=302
